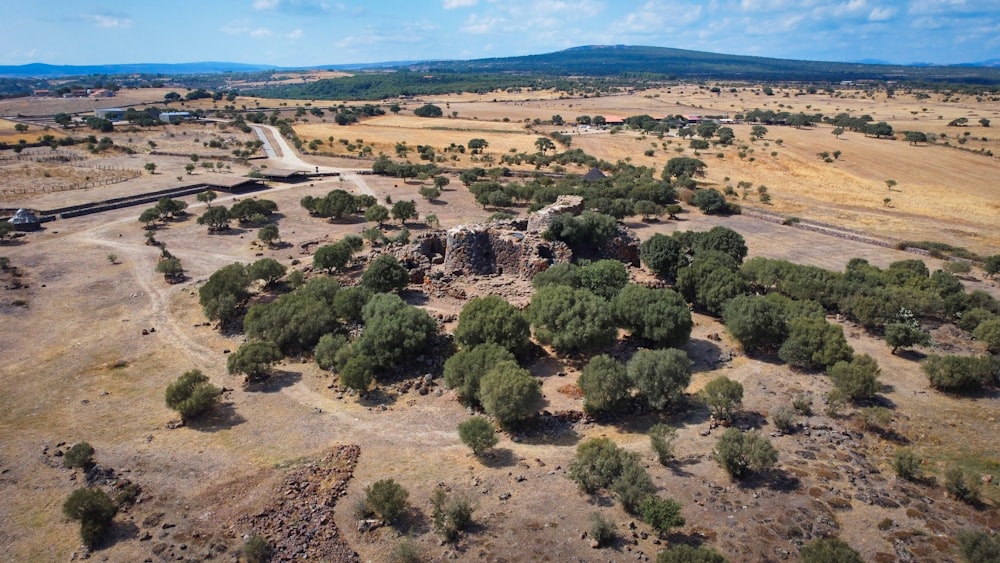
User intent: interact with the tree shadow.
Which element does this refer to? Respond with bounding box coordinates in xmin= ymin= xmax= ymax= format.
xmin=402 ymin=289 xmax=429 ymax=306
xmin=399 ymin=506 xmax=431 ymax=536
xmin=682 ymin=338 xmax=724 ymax=373
xmin=517 ymin=414 xmax=581 ymax=447
xmin=665 ymin=455 xmax=702 ymax=478
xmin=186 ymin=402 xmax=246 ymax=432
xmin=895 ymin=349 xmax=927 ymax=361
xmin=245 ymin=369 xmax=301 ymax=393
xmin=622 ymin=221 xmax=650 ymax=231
xmin=208 ymin=226 xmax=249 ymax=236
xmin=665 ymin=530 xmax=709 ymax=549
xmin=732 ymin=410 xmax=767 ymax=431
xmin=359 ymin=387 xmax=398 ymax=407
xmin=479 ymin=448 xmax=519 ymax=469
xmin=738 ymin=467 xmax=802 ymax=492
xmin=102 ymin=520 xmax=140 ymax=549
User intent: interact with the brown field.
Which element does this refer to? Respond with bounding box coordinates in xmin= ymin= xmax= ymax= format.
xmin=0 ymin=81 xmax=998 ymax=563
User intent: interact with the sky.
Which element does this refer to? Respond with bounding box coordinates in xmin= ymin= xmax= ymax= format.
xmin=2 ymin=0 xmax=998 ymax=67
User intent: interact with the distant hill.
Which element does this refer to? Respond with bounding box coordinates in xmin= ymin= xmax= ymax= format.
xmin=0 ymin=61 xmax=279 ymax=78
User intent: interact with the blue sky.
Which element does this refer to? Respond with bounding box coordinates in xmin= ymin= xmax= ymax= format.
xmin=2 ymin=0 xmax=998 ymax=67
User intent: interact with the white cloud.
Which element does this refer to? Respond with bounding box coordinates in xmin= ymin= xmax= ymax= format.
xmin=444 ymin=0 xmax=478 ymax=8
xmin=868 ymin=6 xmax=894 ymax=21
xmin=287 ymin=28 xmax=303 ymax=39
xmin=253 ymin=0 xmax=279 ymax=9
xmin=462 ymin=14 xmax=505 ymax=34
xmin=250 ymin=27 xmax=274 ymax=38
xmin=81 ymin=13 xmax=133 ymax=29
xmin=221 ymin=20 xmax=251 ymax=35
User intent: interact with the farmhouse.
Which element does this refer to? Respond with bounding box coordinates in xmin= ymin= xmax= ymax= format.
xmin=159 ymin=111 xmax=192 ymax=124
xmin=94 ymin=108 xmax=126 ymax=121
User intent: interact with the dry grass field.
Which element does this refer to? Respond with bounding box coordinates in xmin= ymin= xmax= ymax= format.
xmin=0 ymin=81 xmax=998 ymax=563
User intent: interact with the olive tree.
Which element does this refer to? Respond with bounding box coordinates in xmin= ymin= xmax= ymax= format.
xmin=479 ymin=362 xmax=543 ymax=428
xmin=354 ymin=293 xmax=437 ymax=371
xmin=454 ymin=295 xmax=530 ymax=356
xmin=827 ymin=354 xmax=881 ymax=400
xmin=627 ymin=348 xmax=691 ymax=411
xmin=723 ymin=295 xmax=788 ymax=353
xmin=578 ymin=354 xmax=630 ymax=414
xmin=700 ymin=376 xmax=743 ymax=422
xmin=713 ymin=428 xmax=777 ymax=480
xmin=63 ymin=488 xmax=117 ymax=548
xmin=528 ymin=285 xmax=616 ymax=354
xmin=640 ymin=233 xmax=683 ymax=281
xmin=443 ymin=343 xmax=515 ymax=406
xmin=457 ymin=416 xmax=498 ymax=456
xmin=227 ymin=341 xmax=283 ymax=383
xmin=165 ymin=369 xmax=222 ymax=421
xmin=613 ymin=284 xmax=692 ymax=347
xmin=361 ymin=254 xmax=409 ymax=293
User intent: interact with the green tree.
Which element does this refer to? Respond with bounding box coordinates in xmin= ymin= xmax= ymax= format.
xmin=355 ymin=293 xmax=437 ymax=371
xmin=313 ymin=241 xmax=354 ymax=274
xmin=247 ymin=257 xmax=286 ymax=287
xmin=467 ymin=138 xmax=488 ymax=154
xmin=627 ymin=348 xmax=691 ymax=411
xmin=569 ymin=438 xmax=625 ymax=493
xmin=577 ymin=260 xmax=628 ymax=301
xmin=479 ymin=362 xmax=543 ymax=428
xmin=165 ymin=369 xmax=222 ymax=422
xmin=339 ymin=355 xmax=374 ymax=394
xmin=613 ymin=284 xmax=692 ymax=347
xmin=528 ymin=285 xmax=617 ymax=354
xmin=972 ymin=318 xmax=1000 ymax=353
xmin=531 ymin=262 xmax=579 ymax=289
xmin=64 ymin=442 xmax=95 ymax=469
xmin=361 ymin=254 xmax=409 ymax=293
xmin=640 ymin=233 xmax=683 ymax=281
xmin=444 ymin=343 xmax=515 ymax=405
xmin=922 ymin=354 xmax=994 ymax=393
xmin=535 ymin=137 xmax=556 ymax=154
xmin=750 ymin=125 xmax=768 ymax=139
xmin=144 ymin=162 xmax=157 ymax=174
xmin=693 ymin=189 xmax=728 ymax=214
xmin=197 ymin=205 xmax=231 ymax=232
xmin=454 ymin=295 xmax=530 ymax=356
xmin=662 ymin=156 xmax=706 ymax=180
xmin=985 ymin=255 xmax=1000 ymax=278
xmin=457 ymin=416 xmax=498 ymax=456
xmin=884 ymin=322 xmax=931 ymax=354
xmin=957 ymin=529 xmax=1000 ymax=563
xmin=418 ymin=185 xmax=441 ymax=201
xmin=723 ymin=295 xmax=788 ymax=353
xmin=714 ymin=429 xmax=777 ymax=479
xmin=227 ymin=341 xmax=283 ymax=383
xmin=314 ymin=333 xmax=349 ymax=370
xmin=696 ymin=226 xmax=748 ymax=265
xmin=578 ymin=354 xmax=630 ymax=414
xmin=364 ymin=479 xmax=410 ymax=524
xmin=639 ymin=496 xmax=684 ymax=536
xmin=198 ymin=263 xmax=250 ymax=325
xmin=139 ymin=207 xmax=161 ymax=228
xmin=63 ymin=488 xmax=117 ymax=548
xmin=413 ymin=104 xmax=443 ymax=117
xmin=700 ymin=376 xmax=744 ymax=422
xmin=196 ymin=190 xmax=217 ymax=206
xmin=799 ymin=537 xmax=864 ymax=563
xmin=827 ymin=354 xmax=880 ymax=400
xmin=391 ymin=200 xmax=418 ymax=225
xmin=257 ymin=224 xmax=280 ymax=246
xmin=778 ymin=316 xmax=853 ymax=370
xmin=364 ymin=204 xmax=390 ymax=227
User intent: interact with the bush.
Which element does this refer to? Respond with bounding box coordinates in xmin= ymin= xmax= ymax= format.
xmin=648 ymin=423 xmax=677 ymax=465
xmin=885 ymin=322 xmax=931 ymax=354
xmin=693 ymin=188 xmax=728 ymax=214
xmin=827 ymin=354 xmax=881 ymax=401
xmin=923 ymin=354 xmax=995 ymax=393
xmin=891 ymin=447 xmax=922 ymax=481
xmin=973 ymin=318 xmax=1000 ymax=354
xmin=723 ymin=295 xmax=788 ymax=353
xmin=64 ymin=442 xmax=95 ymax=469
xmin=792 ymin=393 xmax=814 ymax=415
xmin=454 ymin=295 xmax=530 ymax=356
xmin=443 ymin=343 xmax=515 ymax=405
xmin=799 ymin=537 xmax=864 ymax=563
xmin=627 ymin=348 xmax=691 ymax=411
xmin=778 ymin=316 xmax=853 ymax=371
xmin=857 ymin=406 xmax=893 ymax=431
xmin=610 ymin=452 xmax=656 ymax=514
xmin=640 ymin=234 xmax=683 ymax=281
xmin=714 ymin=429 xmax=777 ymax=479
xmin=569 ymin=438 xmax=625 ymax=493
xmin=390 ymin=537 xmax=421 ymax=563
xmin=613 ymin=285 xmax=692 ymax=347
xmin=339 ymin=355 xmax=374 ymax=393
xmin=531 ymin=262 xmax=578 ymax=289
xmin=242 ymin=535 xmax=273 ymax=563
xmin=243 ymin=277 xmax=341 ymax=354
xmin=361 ymin=254 xmax=409 ymax=293
xmin=528 ymin=285 xmax=616 ymax=354
xmin=945 ymin=466 xmax=981 ymax=504
xmin=198 ymin=263 xmax=250 ymax=325
xmin=227 ymin=341 xmax=283 ymax=383
xmin=771 ymin=406 xmax=797 ymax=433
xmin=957 ymin=308 xmax=996 ymax=332
xmin=589 ymin=512 xmax=617 ymax=548
xmin=957 ymin=529 xmax=1000 ymax=563
xmin=165 ymin=369 xmax=222 ymax=421
xmin=457 ymin=416 xmax=498 ymax=456
xmin=63 ymin=488 xmax=117 ymax=548
xmin=578 ymin=354 xmax=630 ymax=414
xmin=577 ymin=259 xmax=629 ymax=301
xmin=354 ymin=293 xmax=437 ymax=371
xmin=364 ymin=479 xmax=410 ymax=524
xmin=314 ymin=333 xmax=349 ymax=370
xmin=479 ymin=362 xmax=543 ymax=428
xmin=700 ymin=376 xmax=744 ymax=422
xmin=430 ymin=488 xmax=475 ymax=542
xmin=657 ymin=544 xmax=729 ymax=563
xmin=639 ymin=496 xmax=685 ymax=535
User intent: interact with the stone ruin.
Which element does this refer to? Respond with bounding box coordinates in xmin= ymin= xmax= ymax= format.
xmin=373 ymin=195 xmax=640 ymax=283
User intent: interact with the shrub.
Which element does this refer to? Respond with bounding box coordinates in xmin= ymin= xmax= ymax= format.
xmin=641 ymin=234 xmax=683 ymax=281
xmin=165 ymin=369 xmax=222 ymax=421
xmin=64 ymin=442 xmax=95 ymax=469
xmin=354 ymin=293 xmax=437 ymax=371
xmin=610 ymin=452 xmax=656 ymax=514
xmin=957 ymin=529 xmax=1000 ymax=563
xmin=578 ymin=354 xmax=630 ymax=414
xmin=973 ymin=318 xmax=1000 ymax=353
xmin=638 ymin=496 xmax=685 ymax=535
xmin=693 ymin=188 xmax=727 ymax=214
xmin=454 ymin=295 xmax=530 ymax=356
xmin=649 ymin=423 xmax=677 ymax=465
xmin=361 ymin=254 xmax=409 ymax=293
xmin=242 ymin=535 xmax=273 ymax=563
xmin=885 ymin=322 xmax=931 ymax=354
xmin=714 ymin=429 xmax=777 ymax=479
xmin=430 ymin=488 xmax=475 ymax=542
xmin=771 ymin=406 xmax=797 ymax=433
xmin=457 ymin=416 xmax=498 ymax=456
xmin=577 ymin=259 xmax=629 ymax=301
xmin=613 ymin=285 xmax=692 ymax=347
xmin=891 ymin=447 xmax=921 ymax=481
xmin=700 ymin=376 xmax=744 ymax=422
xmin=923 ymin=354 xmax=995 ymax=393
xmin=857 ymin=406 xmax=893 ymax=431
xmin=569 ymin=438 xmax=625 ymax=493
xmin=956 ymin=308 xmax=996 ymax=332
xmin=589 ymin=512 xmax=617 ymax=548
xmin=339 ymin=355 xmax=374 ymax=394
xmin=390 ymin=537 xmax=421 ymax=563
xmin=944 ymin=466 xmax=981 ymax=504
xmin=627 ymin=348 xmax=691 ymax=411
xmin=63 ymin=488 xmax=117 ymax=548
xmin=314 ymin=333 xmax=349 ymax=370
xmin=443 ymin=343 xmax=515 ymax=405
xmin=528 ymin=285 xmax=616 ymax=354
xmin=799 ymin=537 xmax=864 ymax=563
xmin=827 ymin=354 xmax=881 ymax=401
xmin=778 ymin=316 xmax=853 ymax=371
xmin=364 ymin=479 xmax=410 ymax=524
xmin=227 ymin=341 xmax=283 ymax=383
xmin=656 ymin=544 xmax=729 ymax=563
xmin=479 ymin=362 xmax=543 ymax=428
xmin=723 ymin=295 xmax=788 ymax=353
xmin=792 ymin=393 xmax=813 ymax=416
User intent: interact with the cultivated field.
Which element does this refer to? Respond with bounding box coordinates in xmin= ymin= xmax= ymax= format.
xmin=0 ymin=80 xmax=998 ymax=562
